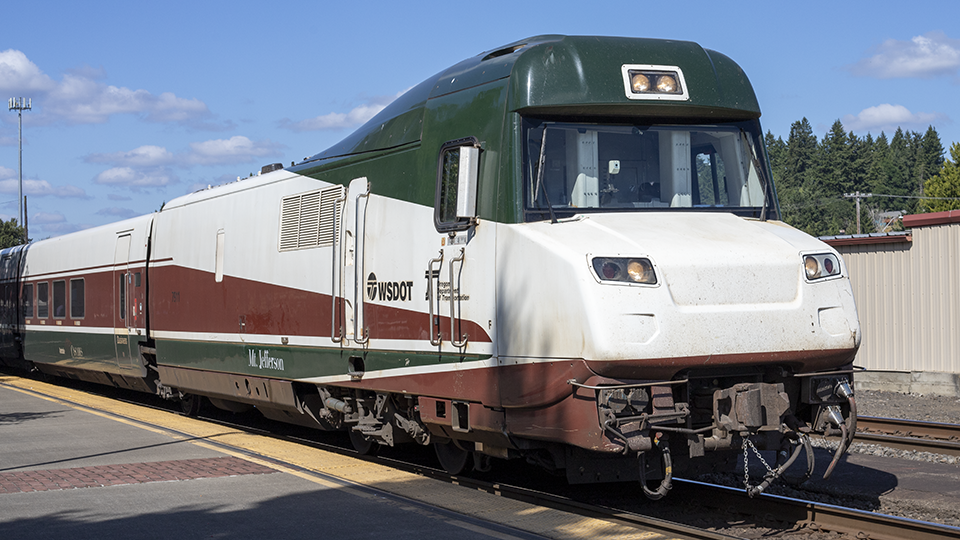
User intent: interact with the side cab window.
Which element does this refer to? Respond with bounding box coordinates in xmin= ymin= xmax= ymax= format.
xmin=435 ymin=137 xmax=480 ymax=233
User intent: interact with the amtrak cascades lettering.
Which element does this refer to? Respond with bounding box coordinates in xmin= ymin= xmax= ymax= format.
xmin=366 ymin=272 xmax=414 ymax=302
xmin=248 ymin=349 xmax=284 ymax=371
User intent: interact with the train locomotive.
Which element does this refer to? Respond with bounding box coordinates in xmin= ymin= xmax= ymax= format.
xmin=0 ymin=35 xmax=860 ymax=498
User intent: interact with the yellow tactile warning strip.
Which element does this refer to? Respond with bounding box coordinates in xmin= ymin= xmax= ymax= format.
xmin=0 ymin=375 xmax=682 ymax=540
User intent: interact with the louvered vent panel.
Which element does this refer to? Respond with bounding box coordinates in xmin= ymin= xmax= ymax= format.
xmin=279 ymin=185 xmax=345 ymax=252
xmin=318 ymin=185 xmax=344 ymax=247
xmin=279 ymin=196 xmax=301 ymax=251
xmin=297 ymin=192 xmax=322 ymax=249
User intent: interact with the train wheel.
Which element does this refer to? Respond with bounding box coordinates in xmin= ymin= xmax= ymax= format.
xmin=434 ymin=440 xmax=470 ymax=475
xmin=179 ymin=394 xmax=202 ymax=417
xmin=349 ymin=429 xmax=379 ymax=455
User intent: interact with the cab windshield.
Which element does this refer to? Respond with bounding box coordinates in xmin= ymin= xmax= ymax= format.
xmin=523 ymin=119 xmax=777 ymax=222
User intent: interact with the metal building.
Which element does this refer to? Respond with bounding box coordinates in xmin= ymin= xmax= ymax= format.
xmin=822 ymin=210 xmax=960 ymax=396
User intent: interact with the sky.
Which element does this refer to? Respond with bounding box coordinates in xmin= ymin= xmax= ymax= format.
xmin=2 ymin=0 xmax=959 ymax=238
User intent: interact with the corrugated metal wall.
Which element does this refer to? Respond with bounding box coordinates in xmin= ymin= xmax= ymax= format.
xmin=834 ymin=222 xmax=960 ymax=373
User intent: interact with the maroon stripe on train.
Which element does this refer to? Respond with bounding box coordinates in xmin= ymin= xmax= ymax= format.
xmin=149 ymin=265 xmax=491 ymax=342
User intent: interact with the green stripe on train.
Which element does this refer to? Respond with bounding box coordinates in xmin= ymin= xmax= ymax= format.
xmin=155 ymin=339 xmax=491 ymax=380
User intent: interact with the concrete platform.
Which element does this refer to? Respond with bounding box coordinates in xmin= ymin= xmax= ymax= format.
xmin=855 ymin=370 xmax=960 ymax=397
xmin=0 ymin=375 xmax=678 ymax=540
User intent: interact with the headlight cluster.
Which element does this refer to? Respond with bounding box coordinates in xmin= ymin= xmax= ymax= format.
xmin=621 ymin=64 xmax=687 ymax=101
xmin=803 ymin=253 xmax=841 ymax=280
xmin=592 ymin=257 xmax=657 ymax=285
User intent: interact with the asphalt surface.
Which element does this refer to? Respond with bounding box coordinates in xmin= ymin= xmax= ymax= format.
xmin=0 ymin=383 xmax=545 ymax=540
xmin=0 ymin=375 xmax=690 ymax=540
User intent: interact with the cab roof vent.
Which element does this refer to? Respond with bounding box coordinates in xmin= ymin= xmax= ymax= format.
xmin=482 ymin=44 xmax=526 ymax=61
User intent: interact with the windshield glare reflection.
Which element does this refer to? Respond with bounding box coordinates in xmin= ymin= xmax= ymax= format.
xmin=524 ymin=121 xmax=773 ymax=221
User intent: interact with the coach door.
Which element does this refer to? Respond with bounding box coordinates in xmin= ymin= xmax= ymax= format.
xmin=113 ymin=234 xmax=133 ymax=369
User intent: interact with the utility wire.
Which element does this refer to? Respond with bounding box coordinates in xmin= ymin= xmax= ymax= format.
xmin=870 ymin=193 xmax=960 ymax=201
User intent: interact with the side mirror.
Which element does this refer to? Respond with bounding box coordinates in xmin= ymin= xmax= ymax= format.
xmin=456 ymin=146 xmax=479 ymax=219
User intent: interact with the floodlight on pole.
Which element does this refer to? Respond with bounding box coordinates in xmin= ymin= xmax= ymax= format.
xmin=8 ymin=97 xmax=31 ymax=243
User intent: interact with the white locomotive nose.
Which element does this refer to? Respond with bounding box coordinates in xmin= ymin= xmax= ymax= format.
xmin=498 ymin=211 xmax=859 ymax=377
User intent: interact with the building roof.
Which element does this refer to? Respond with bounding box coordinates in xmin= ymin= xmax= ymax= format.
xmin=902 ymin=209 xmax=960 ymax=228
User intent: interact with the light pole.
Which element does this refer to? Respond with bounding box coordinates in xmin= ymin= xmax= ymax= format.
xmin=8 ymin=97 xmax=31 ymax=242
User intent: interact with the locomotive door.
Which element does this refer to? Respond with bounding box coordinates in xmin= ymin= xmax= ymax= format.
xmin=338 ymin=177 xmax=369 ymax=346
xmin=425 ymin=139 xmax=494 ymax=360
xmin=113 ymin=234 xmax=133 ymax=369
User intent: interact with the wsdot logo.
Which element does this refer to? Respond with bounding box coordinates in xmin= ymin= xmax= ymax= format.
xmin=366 ymin=272 xmax=414 ymax=302
xmin=366 ymin=273 xmax=378 ymax=301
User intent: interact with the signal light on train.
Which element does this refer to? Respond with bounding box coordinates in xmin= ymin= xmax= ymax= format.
xmin=621 ymin=65 xmax=687 ymax=101
xmin=592 ymin=257 xmax=657 ymax=285
xmin=803 ymin=253 xmax=841 ymax=281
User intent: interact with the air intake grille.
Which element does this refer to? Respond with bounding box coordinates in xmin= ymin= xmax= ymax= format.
xmin=279 ymin=185 xmax=344 ymax=251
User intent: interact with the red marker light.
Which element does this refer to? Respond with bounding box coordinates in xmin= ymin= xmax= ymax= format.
xmin=602 ymin=261 xmax=621 ymax=280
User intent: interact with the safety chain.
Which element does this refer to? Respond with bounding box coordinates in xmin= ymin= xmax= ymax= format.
xmin=742 ymin=437 xmax=774 ymax=490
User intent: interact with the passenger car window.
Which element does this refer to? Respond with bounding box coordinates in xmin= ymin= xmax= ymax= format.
xmin=37 ymin=282 xmax=48 ymax=318
xmin=22 ymin=283 xmax=33 ymax=318
xmin=53 ymin=280 xmax=66 ymax=318
xmin=70 ymin=278 xmax=84 ymax=319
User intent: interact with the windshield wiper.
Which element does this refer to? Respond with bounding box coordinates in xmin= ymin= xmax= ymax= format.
xmin=534 ymin=128 xmax=558 ymax=224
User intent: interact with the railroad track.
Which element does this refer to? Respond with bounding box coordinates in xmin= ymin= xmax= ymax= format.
xmin=670 ymin=478 xmax=960 ymax=540
xmin=855 ymin=415 xmax=960 ymax=456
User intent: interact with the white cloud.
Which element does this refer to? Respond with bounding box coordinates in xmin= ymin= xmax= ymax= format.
xmin=96 ymin=207 xmax=138 ymax=219
xmin=145 ymin=92 xmax=210 ymax=123
xmin=850 ymin=31 xmax=960 ymax=79
xmin=0 ymin=177 xmax=87 ymax=198
xmin=0 ymin=49 xmax=55 ymax=93
xmin=32 ymin=212 xmax=65 ymax=224
xmin=186 ymin=136 xmax=283 ymax=165
xmin=841 ymin=104 xmax=947 ymax=133
xmin=38 ymin=221 xmax=87 ymax=235
xmin=85 ymin=145 xmax=176 ymax=167
xmin=279 ymin=92 xmax=405 ymax=132
xmin=93 ymin=167 xmax=178 ymax=187
xmin=0 ymin=49 xmax=220 ymax=128
xmin=86 ymin=137 xmax=283 ymax=191
xmin=45 ymin=74 xmax=214 ymax=126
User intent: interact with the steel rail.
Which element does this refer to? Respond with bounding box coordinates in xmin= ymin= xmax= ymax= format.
xmin=675 ymin=478 xmax=960 ymax=540
xmin=855 ymin=416 xmax=960 ymax=457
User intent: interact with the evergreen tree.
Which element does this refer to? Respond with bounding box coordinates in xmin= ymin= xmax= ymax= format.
xmin=765 ymin=117 xmax=948 ymax=233
xmin=785 ymin=118 xmax=817 ymax=189
xmin=916 ymin=125 xmax=945 ymax=197
xmin=765 ymin=131 xmax=787 ymax=188
xmin=920 ymin=142 xmax=960 ymax=213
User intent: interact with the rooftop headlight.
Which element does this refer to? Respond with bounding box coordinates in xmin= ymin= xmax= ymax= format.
xmin=655 ymin=74 xmax=678 ymax=93
xmin=803 ymin=253 xmax=841 ymax=281
xmin=621 ymin=64 xmax=688 ymax=101
xmin=592 ymin=257 xmax=657 ymax=285
xmin=631 ymin=73 xmax=651 ymax=93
